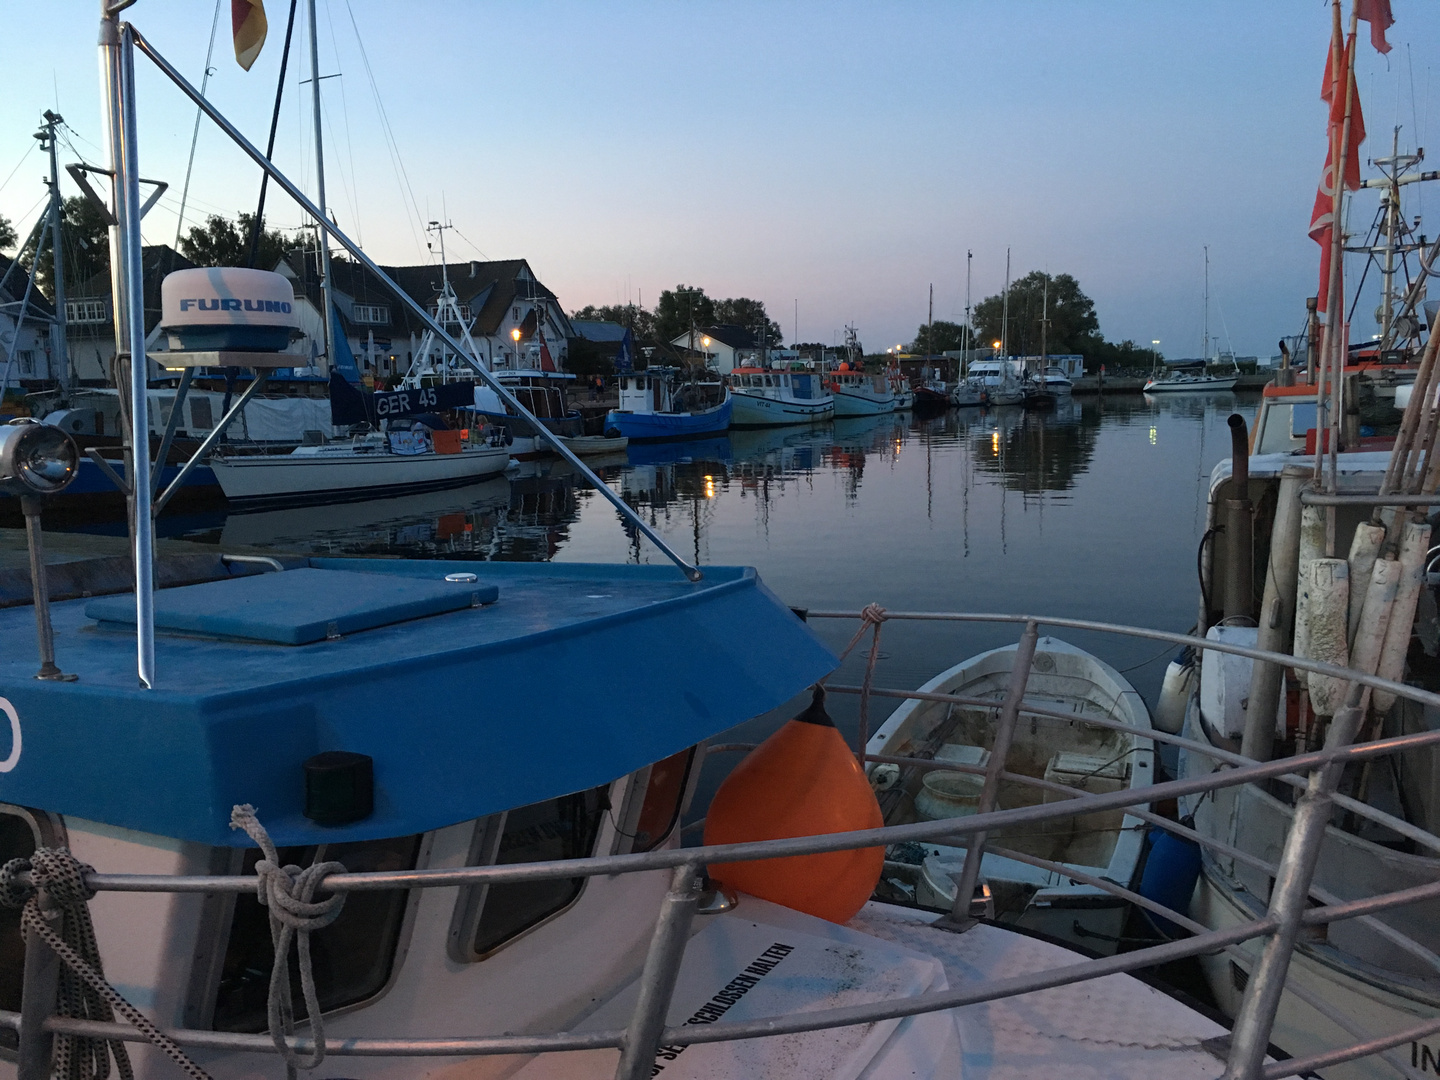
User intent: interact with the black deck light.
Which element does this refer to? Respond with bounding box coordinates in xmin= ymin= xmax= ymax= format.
xmin=0 ymin=419 xmax=80 ymax=680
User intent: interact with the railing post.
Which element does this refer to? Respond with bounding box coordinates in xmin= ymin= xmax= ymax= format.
xmin=613 ymin=863 xmax=702 ymax=1080
xmin=1223 ymin=681 xmax=1368 ymax=1080
xmin=940 ymin=619 xmax=1039 ymax=929
xmin=16 ymin=893 xmax=61 ymax=1080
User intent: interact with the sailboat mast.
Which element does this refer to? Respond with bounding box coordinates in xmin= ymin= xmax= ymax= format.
xmin=41 ymin=112 xmax=70 ymax=393
xmin=1202 ymin=246 xmax=1209 ymax=362
xmin=927 ymin=283 xmax=934 ymax=375
xmin=1381 ymin=126 xmax=1400 ymax=345
xmin=306 ymin=0 xmax=334 ymax=367
xmin=964 ymin=249 xmax=972 ymax=377
xmin=1001 ymin=247 xmax=1011 ymax=358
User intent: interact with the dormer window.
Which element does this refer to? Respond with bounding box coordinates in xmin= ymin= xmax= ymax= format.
xmin=351 ymin=304 xmax=389 ymax=325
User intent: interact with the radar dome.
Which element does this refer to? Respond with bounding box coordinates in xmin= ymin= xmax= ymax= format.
xmin=160 ymin=267 xmax=297 ymax=352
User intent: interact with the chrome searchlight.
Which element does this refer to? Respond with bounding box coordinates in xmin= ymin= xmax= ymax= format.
xmin=0 ymin=420 xmax=80 ymax=681
xmin=0 ymin=419 xmax=80 ymax=496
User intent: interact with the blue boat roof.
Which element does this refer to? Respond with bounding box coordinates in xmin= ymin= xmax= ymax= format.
xmin=0 ymin=558 xmax=835 ymax=846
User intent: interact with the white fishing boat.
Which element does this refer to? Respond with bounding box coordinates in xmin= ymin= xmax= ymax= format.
xmin=210 ymin=428 xmax=512 ymax=505
xmin=867 ymin=636 xmax=1155 ymax=952
xmin=727 ymin=365 xmax=834 ymax=427
xmin=828 ymin=367 xmax=897 ymax=416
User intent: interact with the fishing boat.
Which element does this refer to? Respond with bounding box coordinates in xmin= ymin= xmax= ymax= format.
xmin=911 ymin=376 xmax=951 ymax=412
xmin=828 ymin=367 xmax=897 ymax=416
xmin=605 ymin=367 xmax=732 ymax=441
xmin=726 ymin=365 xmax=834 ymax=427
xmin=867 ymin=636 xmax=1155 ymax=952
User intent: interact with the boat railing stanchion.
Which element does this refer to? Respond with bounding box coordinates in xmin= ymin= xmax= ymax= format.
xmin=1223 ymin=679 xmax=1369 ymax=1080
xmin=612 ymin=862 xmax=703 ymax=1080
xmin=939 ymin=618 xmax=1040 ymax=930
xmin=15 ymin=889 xmax=61 ymax=1080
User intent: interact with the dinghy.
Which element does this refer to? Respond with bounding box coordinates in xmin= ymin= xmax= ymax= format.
xmin=867 ymin=636 xmax=1155 ymax=952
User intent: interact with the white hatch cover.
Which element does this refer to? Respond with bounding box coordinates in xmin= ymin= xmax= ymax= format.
xmin=516 ymin=903 xmax=952 ymax=1080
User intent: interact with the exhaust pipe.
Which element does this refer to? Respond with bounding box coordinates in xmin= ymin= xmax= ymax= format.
xmin=1224 ymin=414 xmax=1254 ymax=621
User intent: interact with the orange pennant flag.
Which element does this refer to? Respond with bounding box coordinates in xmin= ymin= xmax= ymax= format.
xmin=232 ymin=0 xmax=268 ymax=71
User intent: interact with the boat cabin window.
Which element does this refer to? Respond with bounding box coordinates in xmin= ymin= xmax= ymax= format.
xmin=451 ymin=785 xmax=609 ymax=961
xmin=0 ymin=806 xmax=63 ymax=1053
xmin=210 ymin=834 xmax=423 ymax=1033
xmin=617 ymin=748 xmax=697 ymax=854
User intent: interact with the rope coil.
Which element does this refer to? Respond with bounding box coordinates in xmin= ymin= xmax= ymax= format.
xmin=0 ymin=848 xmax=211 ymax=1080
xmin=229 ymin=804 xmax=347 ymax=1074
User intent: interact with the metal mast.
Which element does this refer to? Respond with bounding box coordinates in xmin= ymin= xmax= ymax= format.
xmin=964 ymin=249 xmax=972 ymax=376
xmin=39 ymin=112 xmax=71 ymax=394
xmin=1202 ymin=246 xmax=1210 ymax=362
xmin=1000 ymin=247 xmax=1011 ymax=357
xmin=306 ymin=0 xmax=334 ymax=367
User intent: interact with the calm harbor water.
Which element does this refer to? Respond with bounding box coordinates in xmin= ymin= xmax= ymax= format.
xmin=155 ymin=390 xmax=1257 ymax=762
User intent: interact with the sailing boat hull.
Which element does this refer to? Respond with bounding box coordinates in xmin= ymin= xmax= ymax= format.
xmin=1143 ymin=375 xmax=1238 ymax=393
xmin=211 ymin=444 xmax=512 ymax=506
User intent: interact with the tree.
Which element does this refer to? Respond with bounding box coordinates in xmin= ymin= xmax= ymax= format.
xmin=654 ymin=285 xmax=716 ymax=344
xmin=974 ymin=272 xmax=1100 ymax=357
xmin=908 ymin=320 xmax=970 ymax=355
xmin=179 ymin=212 xmax=290 ymax=269
xmin=17 ymin=196 xmax=111 ymax=299
xmin=713 ymin=297 xmax=782 ymax=346
xmin=0 ymin=214 xmax=15 ymax=253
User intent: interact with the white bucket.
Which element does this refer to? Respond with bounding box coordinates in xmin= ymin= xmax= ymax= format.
xmin=914 ymin=770 xmax=985 ymax=820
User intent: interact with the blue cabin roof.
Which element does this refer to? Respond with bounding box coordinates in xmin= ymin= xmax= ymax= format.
xmin=0 ymin=558 xmax=835 ymax=846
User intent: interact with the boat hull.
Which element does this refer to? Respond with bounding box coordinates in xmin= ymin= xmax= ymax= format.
xmin=211 ymin=445 xmax=512 ymax=506
xmin=912 ymin=388 xmax=951 ymax=411
xmin=729 ymin=391 xmax=833 ymax=427
xmin=1143 ymin=375 xmax=1238 ymax=392
xmin=605 ymin=398 xmax=733 ymax=441
xmin=831 ymin=388 xmax=897 ymax=417
xmin=560 ymin=434 xmax=629 ymax=456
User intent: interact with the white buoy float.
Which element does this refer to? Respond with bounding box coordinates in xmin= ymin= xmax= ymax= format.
xmin=1304 ymin=558 xmax=1351 ymax=716
xmin=1374 ymin=522 xmax=1432 ymax=711
xmin=1346 ymin=522 xmax=1387 ymax=641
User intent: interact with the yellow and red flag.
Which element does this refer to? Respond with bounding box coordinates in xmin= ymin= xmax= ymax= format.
xmin=232 ymin=0 xmax=268 ymax=71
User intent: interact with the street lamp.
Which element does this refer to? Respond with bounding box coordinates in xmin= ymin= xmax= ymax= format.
xmin=1151 ymin=339 xmax=1161 ymax=376
xmin=511 ymin=326 xmax=522 ymax=367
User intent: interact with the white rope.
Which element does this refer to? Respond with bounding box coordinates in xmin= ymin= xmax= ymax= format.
xmin=229 ymin=804 xmax=347 ymax=1074
xmin=0 ymin=847 xmax=211 ymax=1080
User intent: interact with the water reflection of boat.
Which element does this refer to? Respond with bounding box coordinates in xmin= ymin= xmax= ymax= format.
xmin=830 ymin=413 xmax=899 ymax=448
xmin=218 ymin=477 xmax=513 ymax=549
xmin=625 ymin=435 xmax=734 ymax=468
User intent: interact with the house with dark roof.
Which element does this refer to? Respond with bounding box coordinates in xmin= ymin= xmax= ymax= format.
xmin=667 ymin=324 xmax=757 ymax=374
xmin=64 ymin=245 xmax=196 ymax=384
xmin=276 ymin=250 xmax=575 ymax=380
xmin=0 ymin=254 xmax=59 ymax=388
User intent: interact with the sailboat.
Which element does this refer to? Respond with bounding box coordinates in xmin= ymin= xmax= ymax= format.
xmin=1144 ymin=249 xmax=1239 ymax=392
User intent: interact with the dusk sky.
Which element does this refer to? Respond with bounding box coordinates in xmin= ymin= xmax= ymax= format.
xmin=4 ymin=1 xmax=1438 ymax=359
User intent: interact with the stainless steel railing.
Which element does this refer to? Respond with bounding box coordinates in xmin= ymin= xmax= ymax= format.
xmin=11 ymin=611 xmax=1440 ymax=1080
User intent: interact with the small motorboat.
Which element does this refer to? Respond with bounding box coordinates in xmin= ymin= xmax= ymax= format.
xmin=560 ymin=433 xmax=629 ymax=455
xmin=868 ymin=636 xmax=1155 ymax=953
xmin=912 ymin=379 xmax=951 ymax=411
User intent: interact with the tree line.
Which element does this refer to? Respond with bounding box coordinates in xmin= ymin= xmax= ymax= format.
xmin=573 ymin=286 xmax=783 ymax=353
xmin=906 ymin=270 xmax=1159 ymax=369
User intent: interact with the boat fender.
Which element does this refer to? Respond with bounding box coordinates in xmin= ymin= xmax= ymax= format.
xmin=1304 ymin=559 xmax=1351 ymax=715
xmin=1375 ymin=523 xmax=1432 ymax=711
xmin=703 ymin=685 xmax=884 ymax=923
xmin=1153 ymin=647 xmax=1196 ymax=735
xmin=1137 ymin=818 xmax=1202 ymax=937
xmin=1346 ymin=522 xmax=1387 ymax=642
xmin=604 ymin=427 xmax=623 ymax=439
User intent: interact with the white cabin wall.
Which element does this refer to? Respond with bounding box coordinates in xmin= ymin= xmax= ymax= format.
xmin=65 ymin=819 xmax=216 ymax=1080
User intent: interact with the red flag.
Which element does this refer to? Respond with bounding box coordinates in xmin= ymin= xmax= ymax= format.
xmin=1357 ymin=0 xmax=1394 ymax=55
xmin=232 ymin=0 xmax=268 ymax=71
xmin=537 ymin=328 xmax=557 ymax=373
xmin=1311 ymin=31 xmax=1365 ymax=313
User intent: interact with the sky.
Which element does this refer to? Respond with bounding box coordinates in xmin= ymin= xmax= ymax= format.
xmin=2 ymin=1 xmax=1438 ymax=359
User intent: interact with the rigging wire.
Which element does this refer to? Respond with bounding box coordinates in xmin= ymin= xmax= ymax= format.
xmin=343 ymin=0 xmax=428 ymax=262
xmin=324 ymin=0 xmax=364 ymax=250
xmin=451 ymin=226 xmax=491 ymax=262
xmin=0 ymin=143 xmax=37 ymax=198
xmin=173 ymin=0 xmax=225 ymax=251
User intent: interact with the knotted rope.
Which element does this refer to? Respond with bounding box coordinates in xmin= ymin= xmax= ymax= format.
xmin=821 ymin=603 xmax=889 ymax=764
xmin=229 ymin=804 xmax=347 ymax=1075
xmin=0 ymin=847 xmax=211 ymax=1080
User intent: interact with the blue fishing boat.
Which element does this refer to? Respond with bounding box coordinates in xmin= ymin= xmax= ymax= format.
xmin=606 ymin=368 xmax=732 ymax=441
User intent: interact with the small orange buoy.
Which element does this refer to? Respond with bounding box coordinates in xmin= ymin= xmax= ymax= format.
xmin=703 ymin=686 xmax=884 ymax=923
